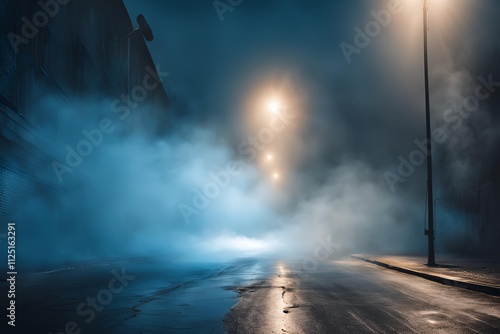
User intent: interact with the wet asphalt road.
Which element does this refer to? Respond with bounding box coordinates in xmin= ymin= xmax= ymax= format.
xmin=225 ymin=258 xmax=500 ymax=334
xmin=3 ymin=257 xmax=500 ymax=333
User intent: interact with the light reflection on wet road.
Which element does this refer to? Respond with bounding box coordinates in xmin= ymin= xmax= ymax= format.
xmin=226 ymin=258 xmax=500 ymax=334
xmin=5 ymin=257 xmax=500 ymax=333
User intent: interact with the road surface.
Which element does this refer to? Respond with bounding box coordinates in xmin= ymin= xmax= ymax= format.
xmin=3 ymin=257 xmax=500 ymax=333
xmin=226 ymin=258 xmax=500 ymax=333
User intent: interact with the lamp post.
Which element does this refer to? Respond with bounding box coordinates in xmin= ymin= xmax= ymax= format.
xmin=422 ymin=0 xmax=436 ymax=266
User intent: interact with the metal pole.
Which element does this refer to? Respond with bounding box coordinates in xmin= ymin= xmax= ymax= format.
xmin=423 ymin=0 xmax=436 ymax=265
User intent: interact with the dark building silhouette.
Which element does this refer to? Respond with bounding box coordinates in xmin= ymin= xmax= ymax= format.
xmin=0 ymin=0 xmax=169 ymax=231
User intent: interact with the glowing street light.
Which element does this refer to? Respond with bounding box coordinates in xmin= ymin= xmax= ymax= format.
xmin=266 ymin=98 xmax=282 ymax=114
xmin=266 ymin=154 xmax=274 ymax=161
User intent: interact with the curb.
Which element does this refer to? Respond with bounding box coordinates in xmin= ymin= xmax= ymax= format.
xmin=351 ymin=255 xmax=500 ymax=297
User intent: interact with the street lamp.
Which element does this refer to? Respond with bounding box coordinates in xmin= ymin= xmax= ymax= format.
xmin=422 ymin=0 xmax=436 ymax=266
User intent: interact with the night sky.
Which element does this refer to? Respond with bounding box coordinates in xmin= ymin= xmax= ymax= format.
xmin=123 ymin=0 xmax=500 ymax=190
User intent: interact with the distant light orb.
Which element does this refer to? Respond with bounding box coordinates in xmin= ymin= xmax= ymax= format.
xmin=267 ymin=99 xmax=282 ymax=114
xmin=273 ymin=173 xmax=279 ymax=179
xmin=267 ymin=154 xmax=273 ymax=161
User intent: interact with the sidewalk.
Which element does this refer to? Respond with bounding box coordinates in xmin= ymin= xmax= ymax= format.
xmin=352 ymin=254 xmax=500 ymax=297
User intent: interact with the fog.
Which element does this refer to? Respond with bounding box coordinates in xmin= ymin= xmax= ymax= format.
xmin=15 ymin=96 xmax=417 ymax=269
xmin=13 ymin=0 xmax=500 ymax=270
